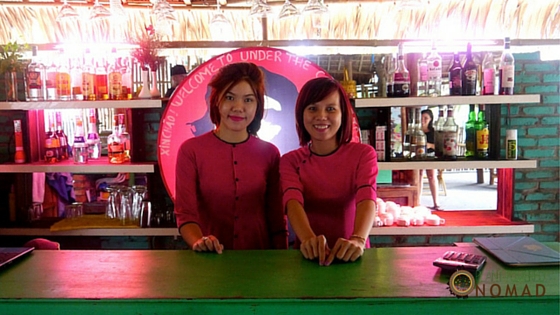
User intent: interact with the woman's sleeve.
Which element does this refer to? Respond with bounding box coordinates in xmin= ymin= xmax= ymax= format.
xmin=279 ymin=153 xmax=304 ymax=211
xmin=174 ymin=141 xmax=200 ymax=230
xmin=265 ymin=149 xmax=288 ymax=249
xmin=355 ymin=145 xmax=378 ymax=203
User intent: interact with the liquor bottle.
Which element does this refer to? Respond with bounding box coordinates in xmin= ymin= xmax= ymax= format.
xmin=86 ymin=109 xmax=101 ymax=159
xmin=118 ymin=113 xmax=131 ymax=162
xmin=385 ymin=53 xmax=396 ymax=98
xmin=462 ymin=43 xmax=478 ymax=96
xmin=55 ymin=111 xmax=69 ymax=160
xmin=426 ymin=41 xmax=442 ymax=97
xmin=82 ymin=49 xmax=96 ymax=101
xmin=369 ymin=55 xmax=379 ymax=98
xmin=417 ymin=53 xmax=428 ymax=96
xmin=475 ymin=104 xmax=489 ymax=159
xmin=449 ymin=52 xmax=462 ymax=96
xmin=410 ymin=107 xmax=426 ymax=159
xmin=482 ymin=52 xmax=496 ymax=95
xmin=108 ymin=48 xmax=123 ymax=100
xmin=434 ymin=105 xmax=446 ymax=158
xmin=72 ymin=116 xmax=88 ymax=164
xmin=441 ymin=106 xmax=458 ymax=160
xmin=499 ymin=37 xmax=515 ymax=95
xmin=402 ymin=112 xmax=413 ymax=159
xmin=44 ymin=113 xmax=60 ymax=163
xmin=96 ymin=56 xmax=109 ymax=100
xmin=45 ymin=61 xmax=58 ymax=101
xmin=465 ymin=104 xmax=477 ymax=158
xmin=70 ymin=56 xmax=83 ymax=100
xmin=392 ymin=43 xmax=410 ymax=97
xmin=107 ymin=115 xmax=125 ymax=164
xmin=13 ymin=120 xmax=26 ymax=163
xmin=26 ymin=46 xmax=45 ymax=101
xmin=55 ymin=50 xmax=72 ymax=101
xmin=121 ymin=56 xmax=133 ymax=100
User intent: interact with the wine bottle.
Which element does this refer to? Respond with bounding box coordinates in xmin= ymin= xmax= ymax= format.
xmin=475 ymin=104 xmax=489 ymax=159
xmin=465 ymin=104 xmax=477 ymax=158
xmin=392 ymin=43 xmax=410 ymax=97
xmin=86 ymin=109 xmax=101 ymax=159
xmin=434 ymin=106 xmax=446 ymax=158
xmin=426 ymin=41 xmax=442 ymax=97
xmin=26 ymin=46 xmax=45 ymax=101
xmin=44 ymin=112 xmax=60 ymax=163
xmin=442 ymin=106 xmax=458 ymax=160
xmin=108 ymin=48 xmax=123 ymax=100
xmin=448 ymin=53 xmax=462 ymax=96
xmin=55 ymin=111 xmax=69 ymax=160
xmin=462 ymin=43 xmax=478 ymax=96
xmin=482 ymin=52 xmax=496 ymax=95
xmin=499 ymin=37 xmax=515 ymax=95
xmin=118 ymin=113 xmax=131 ymax=162
xmin=55 ymin=50 xmax=72 ymax=101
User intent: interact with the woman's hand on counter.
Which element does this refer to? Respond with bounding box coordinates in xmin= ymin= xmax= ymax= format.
xmin=192 ymin=235 xmax=224 ymax=254
xmin=300 ymin=235 xmax=330 ymax=266
xmin=324 ymin=237 xmax=365 ymax=266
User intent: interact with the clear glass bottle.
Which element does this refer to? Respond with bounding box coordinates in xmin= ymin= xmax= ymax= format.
xmin=416 ymin=52 xmax=428 ymax=97
xmin=70 ymin=56 xmax=84 ymax=100
xmin=410 ymin=107 xmax=426 ymax=159
xmin=434 ymin=105 xmax=446 ymax=158
xmin=96 ymin=56 xmax=109 ymax=100
xmin=426 ymin=41 xmax=442 ymax=97
xmin=385 ymin=53 xmax=396 ymax=98
xmin=121 ymin=56 xmax=133 ymax=100
xmin=108 ymin=48 xmax=123 ymax=100
xmin=392 ymin=43 xmax=410 ymax=97
xmin=45 ymin=60 xmax=58 ymax=101
xmin=402 ymin=109 xmax=413 ymax=158
xmin=86 ymin=109 xmax=101 ymax=159
xmin=449 ymin=52 xmax=462 ymax=96
xmin=82 ymin=49 xmax=96 ymax=101
xmin=107 ymin=115 xmax=125 ymax=164
xmin=26 ymin=45 xmax=45 ymax=101
xmin=118 ymin=113 xmax=131 ymax=162
xmin=55 ymin=50 xmax=72 ymax=101
xmin=462 ymin=43 xmax=478 ymax=96
xmin=72 ymin=115 xmax=88 ymax=164
xmin=55 ymin=111 xmax=69 ymax=160
xmin=465 ymin=104 xmax=477 ymax=158
xmin=442 ymin=106 xmax=459 ymax=160
xmin=482 ymin=52 xmax=496 ymax=95
xmin=475 ymin=104 xmax=489 ymax=159
xmin=499 ymin=37 xmax=515 ymax=95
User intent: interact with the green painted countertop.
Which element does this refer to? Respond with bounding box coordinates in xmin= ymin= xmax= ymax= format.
xmin=1 ymin=246 xmax=559 ymax=315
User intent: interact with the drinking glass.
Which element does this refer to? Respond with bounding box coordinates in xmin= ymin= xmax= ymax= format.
xmin=210 ymin=10 xmax=234 ymax=41
xmin=90 ymin=0 xmax=111 ymax=21
xmin=105 ymin=185 xmax=120 ymax=219
xmin=131 ymin=185 xmax=147 ymax=224
xmin=119 ymin=186 xmax=133 ymax=225
xmin=279 ymin=0 xmax=300 ymax=20
xmin=249 ymin=0 xmax=272 ymax=17
xmin=56 ymin=0 xmax=79 ymax=22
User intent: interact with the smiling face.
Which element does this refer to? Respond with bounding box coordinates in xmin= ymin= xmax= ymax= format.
xmin=303 ymin=90 xmax=342 ymax=154
xmin=216 ymin=80 xmax=258 ymax=143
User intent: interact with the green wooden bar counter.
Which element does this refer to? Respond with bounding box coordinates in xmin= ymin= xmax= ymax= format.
xmin=1 ymin=246 xmax=558 ymax=315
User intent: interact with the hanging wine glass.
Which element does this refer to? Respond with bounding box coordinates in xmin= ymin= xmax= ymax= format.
xmin=210 ymin=3 xmax=234 ymax=41
xmin=249 ymin=0 xmax=272 ymax=18
xmin=90 ymin=0 xmax=112 ymax=21
xmin=56 ymin=0 xmax=79 ymax=22
xmin=278 ymin=0 xmax=300 ymax=20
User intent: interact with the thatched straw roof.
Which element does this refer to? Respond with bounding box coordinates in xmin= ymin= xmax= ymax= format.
xmin=0 ymin=0 xmax=558 ymax=45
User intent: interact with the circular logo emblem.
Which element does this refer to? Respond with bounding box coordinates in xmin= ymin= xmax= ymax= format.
xmin=448 ymin=270 xmax=476 ymax=298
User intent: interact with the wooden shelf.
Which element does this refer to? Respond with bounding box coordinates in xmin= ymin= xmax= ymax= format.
xmin=369 ymin=210 xmax=534 ymax=236
xmin=0 ymin=99 xmax=162 ymax=110
xmin=0 ymin=160 xmax=155 ymax=173
xmin=354 ymin=94 xmax=541 ymax=108
xmin=378 ymin=159 xmax=537 ymax=171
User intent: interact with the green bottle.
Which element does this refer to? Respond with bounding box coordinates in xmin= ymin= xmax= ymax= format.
xmin=465 ymin=104 xmax=477 ymax=158
xmin=475 ymin=104 xmax=489 ymax=159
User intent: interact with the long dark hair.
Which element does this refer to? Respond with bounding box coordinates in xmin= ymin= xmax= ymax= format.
xmin=208 ymin=62 xmax=266 ymax=135
xmin=294 ymin=77 xmax=353 ymax=147
xmin=421 ymin=109 xmax=434 ymax=133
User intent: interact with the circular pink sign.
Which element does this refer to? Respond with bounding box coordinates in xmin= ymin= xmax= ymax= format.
xmin=158 ymin=47 xmax=331 ymax=201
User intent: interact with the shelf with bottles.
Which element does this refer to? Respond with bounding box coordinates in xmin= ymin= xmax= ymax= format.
xmin=0 ymin=99 xmax=162 ymax=111
xmin=376 ymin=158 xmax=536 ymax=171
xmin=0 ymin=159 xmax=155 ymax=173
xmin=353 ymin=94 xmax=541 ymax=108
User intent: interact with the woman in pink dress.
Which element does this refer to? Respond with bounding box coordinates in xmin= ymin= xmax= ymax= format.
xmin=174 ymin=62 xmax=288 ymax=253
xmin=281 ymin=77 xmax=378 ymax=266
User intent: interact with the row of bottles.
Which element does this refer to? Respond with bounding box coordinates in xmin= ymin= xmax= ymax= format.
xmin=384 ymin=38 xmax=515 ymax=98
xmin=42 ymin=110 xmax=130 ymax=164
xmin=464 ymin=104 xmax=490 ymax=159
xmin=26 ymin=46 xmax=134 ymax=102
